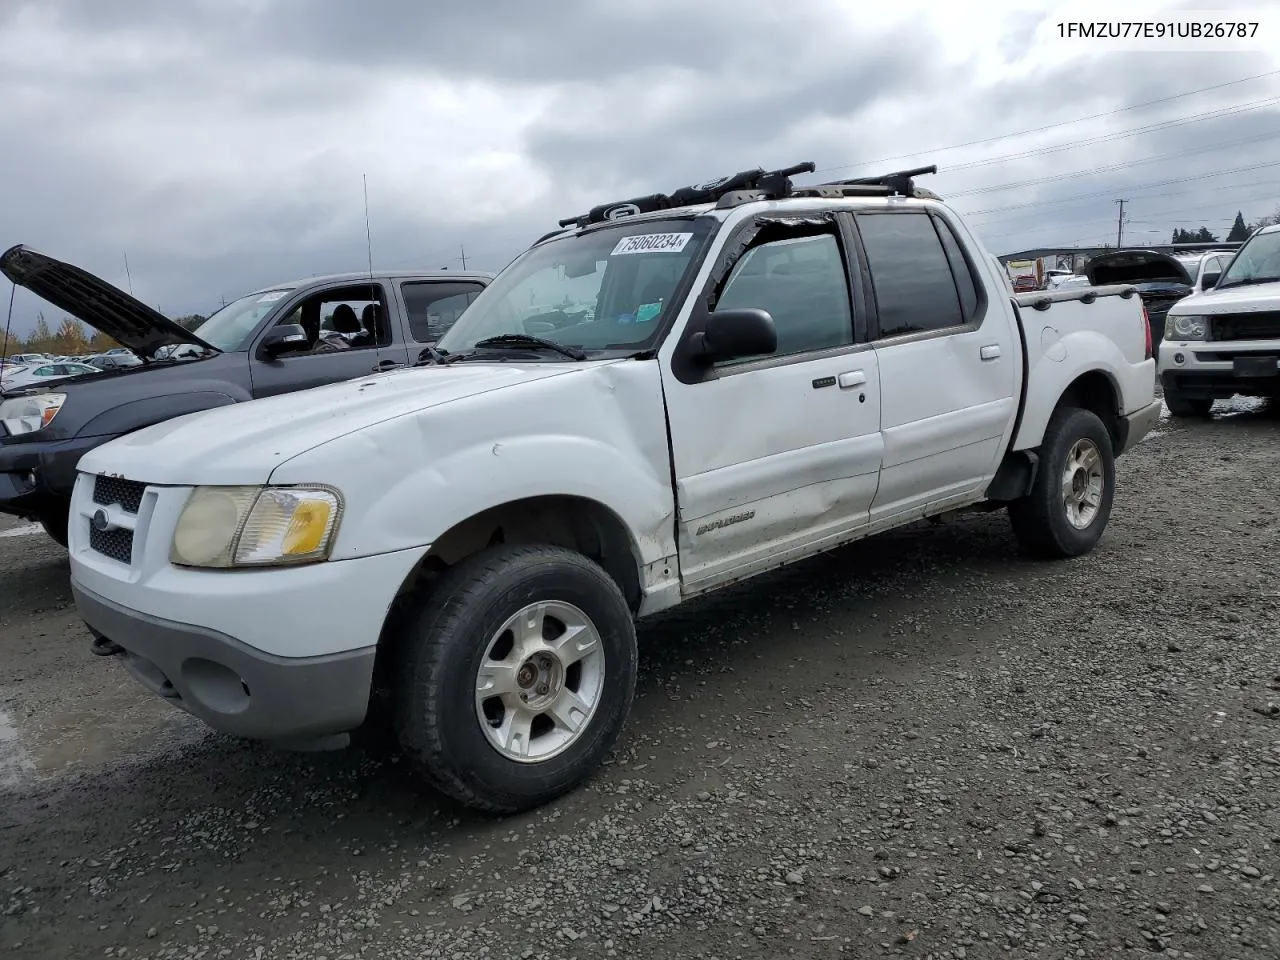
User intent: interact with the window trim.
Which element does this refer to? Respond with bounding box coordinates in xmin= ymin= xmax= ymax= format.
xmin=253 ymin=280 xmax=392 ymax=362
xmin=849 ymin=208 xmax=987 ymax=347
xmin=396 ymin=278 xmax=488 ymax=345
xmin=669 ymin=212 xmax=868 ymax=384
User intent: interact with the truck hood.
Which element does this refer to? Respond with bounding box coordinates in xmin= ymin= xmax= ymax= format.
xmin=0 ymin=245 xmax=218 ymax=359
xmin=1168 ymin=278 xmax=1280 ymax=316
xmin=1085 ymin=250 xmax=1192 ymax=287
xmin=76 ymin=361 xmax=591 ymax=485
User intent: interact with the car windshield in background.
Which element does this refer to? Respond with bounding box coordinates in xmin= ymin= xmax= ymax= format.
xmin=190 ymin=288 xmax=294 ymax=351
xmin=1217 ymin=231 xmax=1280 ymax=289
xmin=435 ymin=218 xmax=715 ymax=356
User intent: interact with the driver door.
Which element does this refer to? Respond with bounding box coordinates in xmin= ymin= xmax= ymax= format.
xmin=249 ymin=282 xmax=405 ymax=398
xmin=659 ymin=216 xmax=884 ymax=593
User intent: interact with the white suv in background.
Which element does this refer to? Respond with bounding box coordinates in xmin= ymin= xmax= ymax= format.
xmin=1160 ymin=225 xmax=1280 ymax=416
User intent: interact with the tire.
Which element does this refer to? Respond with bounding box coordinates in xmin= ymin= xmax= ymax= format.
xmin=1163 ymin=387 xmax=1213 ymax=418
xmin=1008 ymin=406 xmax=1115 ymax=559
xmin=391 ymin=544 xmax=637 ymax=814
xmin=38 ymin=506 xmax=69 ymax=547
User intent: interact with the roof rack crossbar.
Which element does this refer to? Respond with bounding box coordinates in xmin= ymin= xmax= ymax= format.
xmin=829 ymin=164 xmax=938 ymax=197
xmin=549 ymin=161 xmax=817 ymax=236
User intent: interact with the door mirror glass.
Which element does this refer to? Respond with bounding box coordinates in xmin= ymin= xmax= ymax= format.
xmin=1202 ymin=271 xmax=1221 ymax=290
xmin=260 ymin=323 xmax=308 ymax=358
xmin=693 ymin=308 xmax=777 ymax=363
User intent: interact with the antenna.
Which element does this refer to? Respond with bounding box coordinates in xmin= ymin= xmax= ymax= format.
xmin=362 ymin=174 xmax=375 ymax=283
xmin=458 ymin=244 xmax=469 ymax=271
xmin=122 ymin=248 xmax=134 ymax=295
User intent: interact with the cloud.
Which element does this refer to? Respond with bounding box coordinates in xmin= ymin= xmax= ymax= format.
xmin=1 ymin=0 xmax=1279 ymax=338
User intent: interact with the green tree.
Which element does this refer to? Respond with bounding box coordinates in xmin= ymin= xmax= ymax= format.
xmin=1226 ymin=211 xmax=1250 ymax=242
xmin=173 ymin=314 xmax=206 ymax=332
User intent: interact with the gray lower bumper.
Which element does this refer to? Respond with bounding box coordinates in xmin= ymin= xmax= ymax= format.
xmin=72 ymin=581 xmax=376 ymax=742
xmin=1115 ymin=399 xmax=1162 ymax=456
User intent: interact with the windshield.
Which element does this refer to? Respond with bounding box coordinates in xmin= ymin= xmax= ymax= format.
xmin=436 ymin=217 xmax=715 ymax=355
xmin=1218 ymin=231 xmax=1280 ymax=288
xmin=191 ymin=288 xmax=294 ymax=351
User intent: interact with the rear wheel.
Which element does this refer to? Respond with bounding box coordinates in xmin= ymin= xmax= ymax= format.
xmin=38 ymin=505 xmax=69 ymax=547
xmin=1163 ymin=387 xmax=1213 ymax=418
xmin=1008 ymin=406 xmax=1115 ymax=559
xmin=392 ymin=544 xmax=637 ymax=814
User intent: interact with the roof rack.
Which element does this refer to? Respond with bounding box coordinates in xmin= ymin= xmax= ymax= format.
xmin=553 ymin=162 xmax=817 ymax=232
xmin=792 ymin=164 xmax=941 ymax=201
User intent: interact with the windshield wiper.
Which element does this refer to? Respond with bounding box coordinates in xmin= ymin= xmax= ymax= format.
xmin=471 ymin=334 xmax=587 ymax=361
xmin=1215 ymin=276 xmax=1280 ymax=290
xmin=414 ymin=345 xmax=450 ymax=366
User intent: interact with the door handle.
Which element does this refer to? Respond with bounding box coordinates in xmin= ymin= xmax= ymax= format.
xmin=836 ymin=370 xmax=866 ymax=388
xmin=373 ymin=359 xmax=404 ymax=371
xmin=980 ymin=344 xmax=1001 ymax=361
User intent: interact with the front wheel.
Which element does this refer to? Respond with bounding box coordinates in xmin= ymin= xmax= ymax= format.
xmin=392 ymin=544 xmax=637 ymax=814
xmin=1008 ymin=406 xmax=1116 ymax=559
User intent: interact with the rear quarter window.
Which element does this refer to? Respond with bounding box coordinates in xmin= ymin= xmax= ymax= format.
xmin=856 ymin=212 xmax=966 ymax=338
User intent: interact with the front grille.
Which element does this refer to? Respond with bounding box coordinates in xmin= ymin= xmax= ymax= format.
xmin=1213 ymin=312 xmax=1280 ymax=342
xmin=88 ymin=474 xmax=147 ymax=565
xmin=89 ymin=526 xmax=134 ymax=565
xmin=93 ymin=475 xmax=147 ymax=513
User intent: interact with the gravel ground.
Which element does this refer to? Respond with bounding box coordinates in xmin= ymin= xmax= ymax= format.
xmin=2 ymin=401 xmax=1278 ymax=960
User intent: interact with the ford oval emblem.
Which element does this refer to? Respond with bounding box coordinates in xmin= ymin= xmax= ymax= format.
xmin=91 ymin=508 xmax=111 ymax=532
xmin=604 ymin=203 xmax=640 ymax=221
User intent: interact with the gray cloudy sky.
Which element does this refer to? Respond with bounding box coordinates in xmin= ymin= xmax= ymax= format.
xmin=2 ymin=0 xmax=1279 ymax=337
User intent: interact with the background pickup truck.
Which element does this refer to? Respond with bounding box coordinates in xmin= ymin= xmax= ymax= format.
xmin=0 ymin=245 xmax=491 ymax=544
xmin=1159 ymin=223 xmax=1280 ymax=416
xmin=67 ymin=162 xmax=1160 ymax=815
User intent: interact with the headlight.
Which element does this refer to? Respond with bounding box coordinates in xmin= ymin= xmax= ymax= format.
xmin=1167 ymin=315 xmax=1208 ymax=340
xmin=0 ymin=392 xmax=66 ymax=434
xmin=170 ymin=484 xmax=343 ymax=569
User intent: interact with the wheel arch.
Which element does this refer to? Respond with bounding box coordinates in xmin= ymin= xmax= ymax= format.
xmin=988 ymin=369 xmax=1122 ymax=502
xmin=371 ymin=494 xmax=648 ymax=702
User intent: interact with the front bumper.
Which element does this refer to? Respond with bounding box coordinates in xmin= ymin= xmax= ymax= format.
xmin=68 ymin=471 xmax=432 ymax=741
xmin=0 ymin=432 xmax=109 ymax=519
xmin=1158 ymin=338 xmax=1280 ymax=398
xmin=74 ymin=581 xmax=377 ymax=741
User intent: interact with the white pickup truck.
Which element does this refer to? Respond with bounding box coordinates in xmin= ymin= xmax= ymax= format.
xmin=1160 ymin=223 xmax=1280 ymax=416
xmin=67 ymin=162 xmax=1159 ymax=813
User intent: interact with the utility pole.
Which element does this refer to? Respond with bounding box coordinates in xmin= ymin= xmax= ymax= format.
xmin=1114 ymin=199 xmax=1127 ymax=249
xmin=457 ymin=244 xmax=469 ymax=271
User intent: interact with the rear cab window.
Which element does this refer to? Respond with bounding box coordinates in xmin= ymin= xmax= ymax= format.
xmin=401 ymin=281 xmax=486 ymax=343
xmin=855 ymin=211 xmax=982 ymax=339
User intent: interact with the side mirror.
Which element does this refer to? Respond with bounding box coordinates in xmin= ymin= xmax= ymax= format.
xmin=691 ymin=308 xmax=777 ymax=363
xmin=259 ymin=324 xmax=309 ymax=358
xmin=1202 ymin=272 xmax=1221 ymax=290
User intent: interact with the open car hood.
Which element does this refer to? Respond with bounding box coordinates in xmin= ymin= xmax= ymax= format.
xmin=1085 ymin=249 xmax=1193 ymax=287
xmin=0 ymin=245 xmax=218 ymax=359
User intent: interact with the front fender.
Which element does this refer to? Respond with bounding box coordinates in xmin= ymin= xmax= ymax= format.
xmin=78 ymin=389 xmax=246 ymax=438
xmin=271 ymin=429 xmax=678 ymax=564
xmin=1011 ymin=328 xmax=1151 ymax=451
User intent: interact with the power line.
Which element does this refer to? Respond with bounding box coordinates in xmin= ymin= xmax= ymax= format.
xmin=934 ymin=95 xmax=1280 ymax=174
xmin=978 ymin=187 xmax=1280 ymax=244
xmin=967 ymin=178 xmax=1280 ymax=229
xmin=959 ymin=159 xmax=1280 ymax=218
xmin=948 ymin=126 xmax=1280 ymax=198
xmin=813 ymin=68 xmax=1280 ymax=175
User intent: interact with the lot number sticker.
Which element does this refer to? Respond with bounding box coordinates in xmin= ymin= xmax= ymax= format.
xmin=611 ymin=232 xmax=693 ymax=256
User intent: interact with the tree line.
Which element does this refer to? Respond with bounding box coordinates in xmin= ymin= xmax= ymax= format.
xmin=1172 ymin=206 xmax=1280 ymax=245
xmin=2 ymin=313 xmax=206 ymax=359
